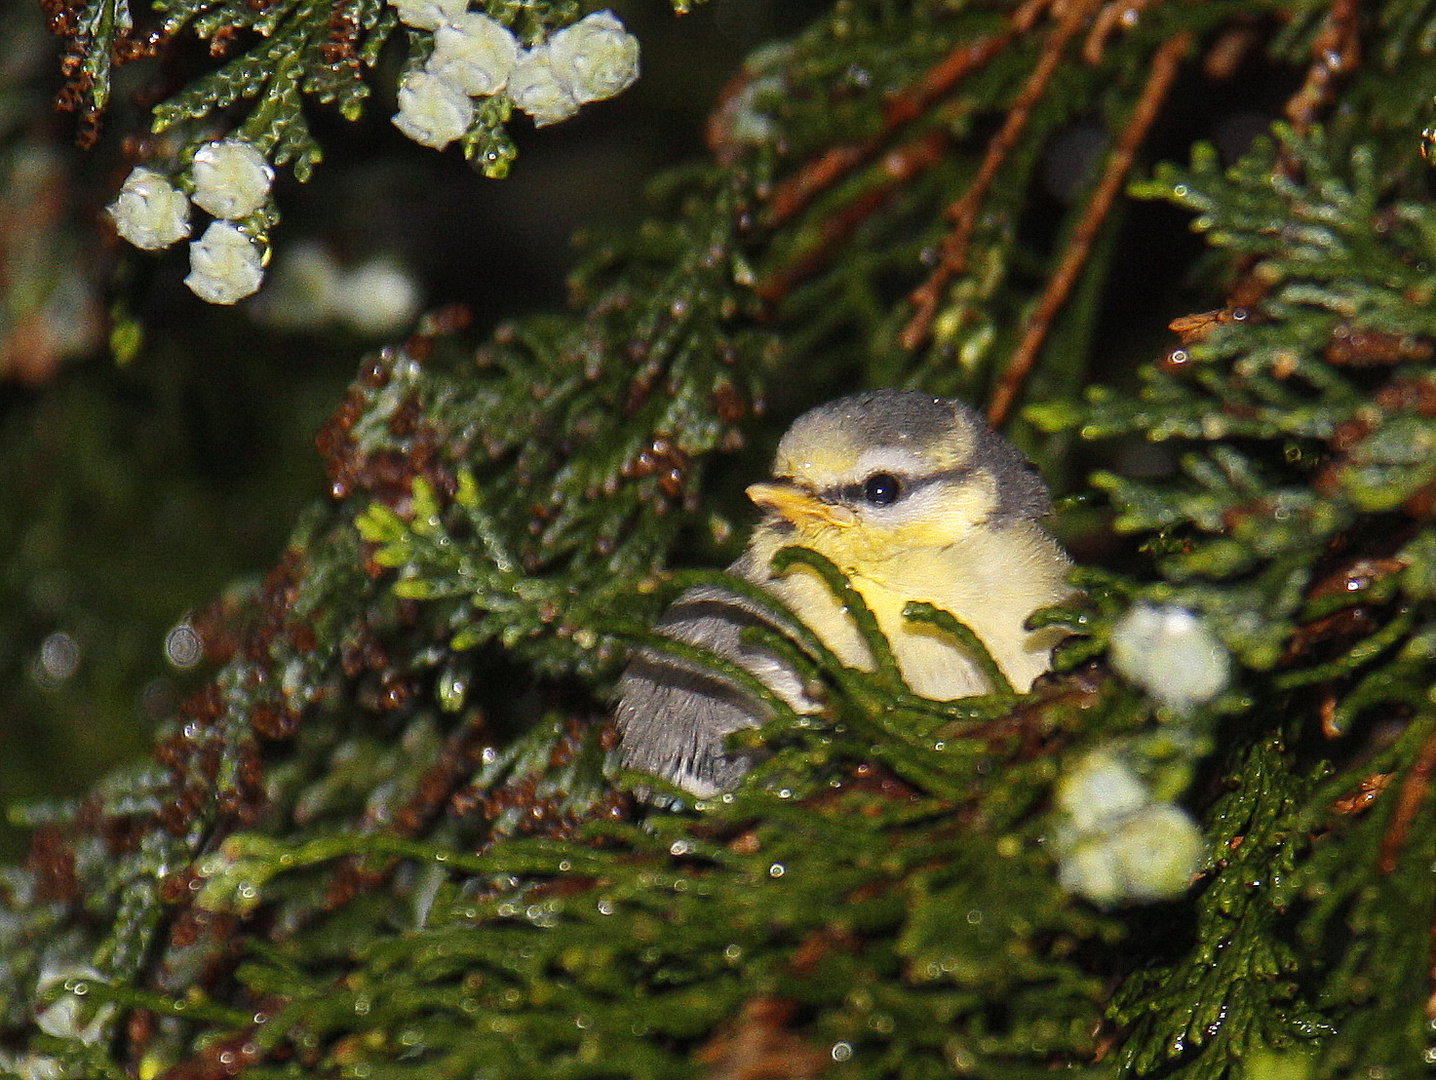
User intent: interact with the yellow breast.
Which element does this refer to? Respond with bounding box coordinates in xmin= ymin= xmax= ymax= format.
xmin=746 ymin=522 xmax=1071 ymax=700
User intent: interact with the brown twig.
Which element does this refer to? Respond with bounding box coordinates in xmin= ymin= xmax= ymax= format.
xmin=756 ymin=132 xmax=948 ymax=309
xmin=1283 ymin=0 xmax=1359 ymax=136
xmin=1331 ymin=771 xmax=1391 ymax=815
xmin=760 ymin=0 xmax=1082 ymax=231
xmin=1212 ymin=0 xmax=1360 ymax=321
xmin=695 ymin=997 xmax=829 ymax=1080
xmin=761 ymin=31 xmax=1013 ymax=231
xmin=1082 ymin=0 xmax=1161 ymax=66
xmin=986 ymin=29 xmax=1191 ymax=427
xmin=899 ymin=0 xmax=1098 ymax=353
xmin=1376 ymin=719 xmax=1436 ymax=875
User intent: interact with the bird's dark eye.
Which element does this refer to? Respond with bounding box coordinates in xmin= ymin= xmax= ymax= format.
xmin=862 ymin=472 xmax=902 ymax=507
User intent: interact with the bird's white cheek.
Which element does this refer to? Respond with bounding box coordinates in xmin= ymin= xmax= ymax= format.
xmin=917 ymin=482 xmax=1000 ymax=545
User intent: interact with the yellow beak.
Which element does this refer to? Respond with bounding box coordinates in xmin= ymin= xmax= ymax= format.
xmin=746 ymin=481 xmax=857 ymax=527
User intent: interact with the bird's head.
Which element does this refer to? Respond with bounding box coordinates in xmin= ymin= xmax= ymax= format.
xmin=746 ymin=389 xmax=1053 ymax=569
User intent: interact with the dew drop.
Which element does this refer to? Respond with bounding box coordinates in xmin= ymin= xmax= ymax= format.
xmin=165 ymin=622 xmax=205 ymax=668
xmin=37 ymin=631 xmax=80 ymax=686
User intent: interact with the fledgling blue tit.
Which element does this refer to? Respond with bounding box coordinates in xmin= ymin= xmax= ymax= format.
xmin=615 ymin=388 xmax=1073 ymax=797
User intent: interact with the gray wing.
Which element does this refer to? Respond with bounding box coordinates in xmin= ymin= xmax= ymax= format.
xmin=615 ymin=582 xmax=801 ymax=797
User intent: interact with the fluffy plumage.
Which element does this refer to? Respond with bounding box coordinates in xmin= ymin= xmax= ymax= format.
xmin=615 ymin=389 xmax=1072 ymax=796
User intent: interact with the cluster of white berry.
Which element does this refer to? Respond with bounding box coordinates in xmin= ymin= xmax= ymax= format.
xmin=391 ymin=6 xmax=640 ymax=147
xmin=106 ymin=10 xmax=639 ymax=306
xmin=107 ymin=139 xmax=274 ymax=305
xmin=1046 ymin=601 xmax=1230 ymax=906
xmin=1053 ymin=751 xmax=1206 ymax=907
xmin=1109 ymin=601 xmax=1231 ymax=714
xmin=252 ymin=241 xmax=421 ymax=336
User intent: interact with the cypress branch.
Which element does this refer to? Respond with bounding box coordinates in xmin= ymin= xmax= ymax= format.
xmin=8 ymin=2 xmax=1436 ymax=1077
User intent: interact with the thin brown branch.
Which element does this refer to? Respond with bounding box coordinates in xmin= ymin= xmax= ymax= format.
xmin=1201 ymin=19 xmax=1260 ymax=81
xmin=986 ymin=29 xmax=1191 ymax=427
xmin=1376 ymin=719 xmax=1436 ymax=875
xmin=1215 ymin=1 xmax=1359 ymax=321
xmin=756 ymin=132 xmax=948 ymax=309
xmin=899 ymin=2 xmax=1098 ymax=353
xmin=1082 ymin=0 xmax=1161 ymax=66
xmin=761 ymin=30 xmax=1013 ymax=231
xmin=761 ymin=0 xmax=1086 ymax=231
xmin=762 ymin=145 xmax=872 ymax=228
xmin=1283 ymin=0 xmax=1359 ymax=136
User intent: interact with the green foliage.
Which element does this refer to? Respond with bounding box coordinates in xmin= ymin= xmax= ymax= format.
xmin=1072 ymin=126 xmax=1436 ymax=713
xmin=10 ymin=1 xmax=1436 ymax=1079
xmin=1110 ymin=735 xmax=1325 ymax=1078
xmin=175 ymin=756 xmax=1116 ymax=1079
xmin=1030 ymin=122 xmax=1436 ymax=1077
xmin=150 ymin=0 xmax=395 ymax=179
xmin=341 ymin=172 xmax=773 ymax=680
xmin=19 ymin=571 xmax=1116 ymax=1079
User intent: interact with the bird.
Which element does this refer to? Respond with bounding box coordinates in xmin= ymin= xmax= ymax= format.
xmin=614 ymin=388 xmax=1074 ymax=797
